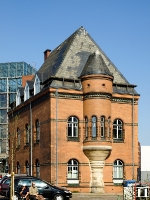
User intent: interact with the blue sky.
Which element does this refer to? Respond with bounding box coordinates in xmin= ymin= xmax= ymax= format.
xmin=0 ymin=0 xmax=150 ymax=145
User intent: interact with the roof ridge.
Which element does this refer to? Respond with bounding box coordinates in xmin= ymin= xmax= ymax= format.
xmin=86 ymin=32 xmax=130 ymax=84
xmin=55 ymin=26 xmax=85 ymax=74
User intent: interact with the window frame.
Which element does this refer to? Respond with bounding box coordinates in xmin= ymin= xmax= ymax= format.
xmin=24 ymin=83 xmax=29 ymax=101
xmin=113 ymin=119 xmax=123 ymax=140
xmin=34 ymin=74 xmax=40 ymax=95
xmin=113 ymin=159 xmax=124 ymax=183
xmin=67 ymin=116 xmax=78 ymax=138
xmin=35 ymin=119 xmax=40 ymax=142
xmin=67 ymin=159 xmax=79 ymax=184
xmin=100 ymin=116 xmax=105 ymax=138
xmin=25 ymin=124 xmax=29 ymax=144
xmin=92 ymin=116 xmax=97 ymax=138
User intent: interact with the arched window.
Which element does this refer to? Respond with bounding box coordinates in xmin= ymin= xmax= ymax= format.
xmin=67 ymin=159 xmax=79 ymax=184
xmin=25 ymin=124 xmax=29 ymax=144
xmin=113 ymin=119 xmax=123 ymax=139
xmin=100 ymin=116 xmax=105 ymax=138
xmin=34 ymin=74 xmax=40 ymax=95
xmin=108 ymin=116 xmax=111 ymax=138
xmin=113 ymin=159 xmax=123 ymax=182
xmin=35 ymin=119 xmax=40 ymax=141
xmin=36 ymin=159 xmax=40 ymax=178
xmin=68 ymin=116 xmax=78 ymax=137
xmin=85 ymin=117 xmax=88 ymax=138
xmin=92 ymin=116 xmax=97 ymax=137
xmin=17 ymin=128 xmax=20 ymax=146
xmin=17 ymin=161 xmax=20 ymax=174
xmin=25 ymin=161 xmax=29 ymax=175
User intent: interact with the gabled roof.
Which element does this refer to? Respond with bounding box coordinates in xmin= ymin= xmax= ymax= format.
xmin=38 ymin=26 xmax=129 ymax=85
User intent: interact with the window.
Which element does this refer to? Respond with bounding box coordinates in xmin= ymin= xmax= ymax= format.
xmin=25 ymin=161 xmax=29 ymax=175
xmin=17 ymin=162 xmax=20 ymax=174
xmin=36 ymin=159 xmax=40 ymax=178
xmin=100 ymin=116 xmax=105 ymax=138
xmin=67 ymin=159 xmax=79 ymax=184
xmin=34 ymin=74 xmax=40 ymax=95
xmin=16 ymin=89 xmax=21 ymax=106
xmin=68 ymin=116 xmax=78 ymax=137
xmin=24 ymin=83 xmax=29 ymax=101
xmin=108 ymin=116 xmax=111 ymax=138
xmin=25 ymin=124 xmax=29 ymax=144
xmin=92 ymin=116 xmax=97 ymax=137
xmin=85 ymin=117 xmax=88 ymax=138
xmin=113 ymin=119 xmax=123 ymax=139
xmin=17 ymin=128 xmax=20 ymax=146
xmin=113 ymin=159 xmax=123 ymax=183
xmin=35 ymin=119 xmax=40 ymax=141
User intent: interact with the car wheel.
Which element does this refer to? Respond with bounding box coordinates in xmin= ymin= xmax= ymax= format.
xmin=53 ymin=194 xmax=64 ymax=200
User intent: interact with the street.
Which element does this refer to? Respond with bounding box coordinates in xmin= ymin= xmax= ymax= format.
xmin=72 ymin=193 xmax=123 ymax=200
xmin=0 ymin=194 xmax=124 ymax=200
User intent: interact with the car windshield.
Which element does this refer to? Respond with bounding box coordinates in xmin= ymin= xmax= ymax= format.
xmin=3 ymin=179 xmax=11 ymax=185
xmin=31 ymin=179 xmax=48 ymax=189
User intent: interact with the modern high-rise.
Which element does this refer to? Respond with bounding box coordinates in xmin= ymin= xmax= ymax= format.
xmin=0 ymin=62 xmax=36 ymax=176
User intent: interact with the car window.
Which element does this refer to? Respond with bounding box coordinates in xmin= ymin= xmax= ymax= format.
xmin=3 ymin=179 xmax=11 ymax=185
xmin=32 ymin=179 xmax=48 ymax=189
xmin=18 ymin=179 xmax=31 ymax=187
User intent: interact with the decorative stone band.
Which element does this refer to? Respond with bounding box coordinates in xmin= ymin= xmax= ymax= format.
xmin=52 ymin=91 xmax=138 ymax=104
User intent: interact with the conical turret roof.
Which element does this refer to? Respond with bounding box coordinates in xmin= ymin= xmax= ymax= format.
xmin=80 ymin=50 xmax=113 ymax=77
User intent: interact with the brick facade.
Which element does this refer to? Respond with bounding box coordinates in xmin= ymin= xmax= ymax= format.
xmin=8 ymin=27 xmax=140 ymax=194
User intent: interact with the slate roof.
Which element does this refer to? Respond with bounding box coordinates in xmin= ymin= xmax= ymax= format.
xmin=80 ymin=50 xmax=113 ymax=77
xmin=35 ymin=26 xmax=139 ymax=95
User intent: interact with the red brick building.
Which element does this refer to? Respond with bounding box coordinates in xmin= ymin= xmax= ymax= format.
xmin=8 ymin=27 xmax=140 ymax=194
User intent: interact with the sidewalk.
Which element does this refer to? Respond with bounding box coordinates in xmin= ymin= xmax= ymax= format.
xmin=72 ymin=193 xmax=123 ymax=200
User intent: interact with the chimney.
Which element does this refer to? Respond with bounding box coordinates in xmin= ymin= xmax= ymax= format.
xmin=44 ymin=49 xmax=51 ymax=61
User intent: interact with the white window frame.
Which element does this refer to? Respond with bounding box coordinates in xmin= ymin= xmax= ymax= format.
xmin=113 ymin=159 xmax=123 ymax=183
xmin=113 ymin=119 xmax=123 ymax=139
xmin=16 ymin=89 xmax=21 ymax=106
xmin=68 ymin=116 xmax=78 ymax=137
xmin=92 ymin=116 xmax=97 ymax=137
xmin=34 ymin=74 xmax=40 ymax=95
xmin=67 ymin=159 xmax=79 ymax=184
xmin=24 ymin=83 xmax=29 ymax=101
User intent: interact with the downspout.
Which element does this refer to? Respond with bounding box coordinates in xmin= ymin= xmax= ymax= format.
xmin=132 ymin=89 xmax=134 ymax=180
xmin=55 ymin=89 xmax=58 ymax=186
xmin=30 ymin=102 xmax=32 ymax=176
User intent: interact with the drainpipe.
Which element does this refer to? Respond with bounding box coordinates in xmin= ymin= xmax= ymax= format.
xmin=30 ymin=102 xmax=32 ymax=176
xmin=132 ymin=89 xmax=134 ymax=180
xmin=55 ymin=89 xmax=58 ymax=186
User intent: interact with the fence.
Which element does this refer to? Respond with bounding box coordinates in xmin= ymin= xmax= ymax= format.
xmin=124 ymin=182 xmax=150 ymax=200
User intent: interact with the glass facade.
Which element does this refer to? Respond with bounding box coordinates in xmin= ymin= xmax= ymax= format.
xmin=0 ymin=62 xmax=36 ymax=175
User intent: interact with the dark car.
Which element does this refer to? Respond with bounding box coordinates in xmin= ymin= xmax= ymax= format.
xmin=0 ymin=174 xmax=72 ymax=200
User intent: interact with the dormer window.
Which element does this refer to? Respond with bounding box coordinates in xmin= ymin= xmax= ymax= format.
xmin=34 ymin=74 xmax=40 ymax=95
xmin=16 ymin=89 xmax=21 ymax=106
xmin=24 ymin=83 xmax=29 ymax=101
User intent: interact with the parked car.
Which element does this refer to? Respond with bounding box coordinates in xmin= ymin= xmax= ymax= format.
xmin=0 ymin=174 xmax=11 ymax=196
xmin=0 ymin=174 xmax=72 ymax=200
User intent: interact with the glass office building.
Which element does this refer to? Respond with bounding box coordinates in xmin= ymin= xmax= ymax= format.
xmin=0 ymin=62 xmax=36 ymax=175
